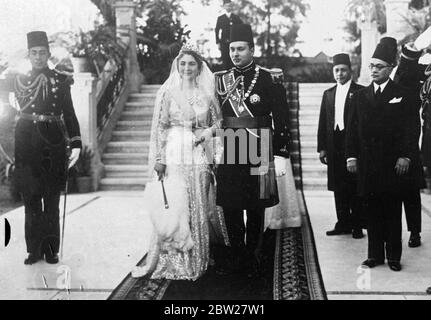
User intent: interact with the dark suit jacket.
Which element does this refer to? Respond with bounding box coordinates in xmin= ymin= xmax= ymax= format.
xmin=346 ymin=80 xmax=420 ymax=196
xmin=317 ymin=81 xmax=364 ymax=191
xmin=215 ymin=13 xmax=243 ymax=45
xmin=393 ymin=51 xmax=426 ymax=188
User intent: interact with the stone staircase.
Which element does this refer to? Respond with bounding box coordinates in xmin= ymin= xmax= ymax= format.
xmin=99 ymin=85 xmax=160 ymax=191
xmin=99 ymin=83 xmax=333 ymax=191
xmin=298 ymin=83 xmax=333 ymax=190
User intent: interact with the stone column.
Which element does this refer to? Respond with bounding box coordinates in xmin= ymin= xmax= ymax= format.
xmin=358 ymin=20 xmax=380 ymax=85
xmin=71 ymin=73 xmax=104 ymax=191
xmin=114 ymin=0 xmax=143 ymax=92
xmin=385 ymin=0 xmax=413 ymax=40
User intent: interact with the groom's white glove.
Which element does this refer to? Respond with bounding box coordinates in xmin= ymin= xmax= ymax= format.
xmin=68 ymin=148 xmax=81 ymax=169
xmin=274 ymin=155 xmax=287 ymax=177
xmin=415 ymin=26 xmax=431 ymax=51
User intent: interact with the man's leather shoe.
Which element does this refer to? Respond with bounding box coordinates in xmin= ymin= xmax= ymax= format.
xmin=326 ymin=228 xmax=351 ymax=236
xmin=361 ymin=259 xmax=384 ymax=268
xmin=388 ymin=261 xmax=401 ymax=272
xmin=352 ymin=229 xmax=364 ymax=239
xmin=408 ymin=233 xmax=421 ymax=248
xmin=45 ymin=254 xmax=59 ymax=264
xmin=24 ymin=253 xmax=42 ymax=265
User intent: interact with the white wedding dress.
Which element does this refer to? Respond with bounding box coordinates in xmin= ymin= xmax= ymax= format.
xmin=132 ymin=87 xmax=228 ymax=281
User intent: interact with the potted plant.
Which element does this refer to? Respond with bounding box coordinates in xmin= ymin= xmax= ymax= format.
xmin=51 ymin=25 xmax=127 ymax=75
xmin=74 ymin=146 xmax=94 ymax=193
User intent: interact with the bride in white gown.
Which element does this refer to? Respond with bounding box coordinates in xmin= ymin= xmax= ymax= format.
xmin=131 ymin=44 xmax=229 ymax=280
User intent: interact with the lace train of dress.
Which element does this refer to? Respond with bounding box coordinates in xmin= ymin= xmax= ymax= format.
xmin=264 ymin=158 xmax=302 ymax=229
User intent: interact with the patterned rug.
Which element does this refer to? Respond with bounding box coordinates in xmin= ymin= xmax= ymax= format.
xmin=108 ymin=82 xmax=327 ymax=300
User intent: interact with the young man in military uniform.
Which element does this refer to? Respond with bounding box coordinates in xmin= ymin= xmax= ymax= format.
xmin=14 ymin=31 xmax=81 ymax=265
xmin=215 ymin=0 xmax=243 ymax=69
xmin=214 ymin=24 xmax=290 ymax=278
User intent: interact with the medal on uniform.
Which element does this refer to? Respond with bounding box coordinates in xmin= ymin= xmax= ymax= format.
xmin=250 ymin=94 xmax=261 ymax=105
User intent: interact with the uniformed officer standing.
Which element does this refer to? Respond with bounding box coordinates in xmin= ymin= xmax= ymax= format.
xmin=215 ymin=0 xmax=243 ymax=69
xmin=215 ymin=24 xmax=290 ymax=278
xmin=14 ymin=31 xmax=81 ymax=265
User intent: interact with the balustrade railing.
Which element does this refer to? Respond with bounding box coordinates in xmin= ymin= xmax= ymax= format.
xmin=95 ymin=60 xmax=126 ymax=136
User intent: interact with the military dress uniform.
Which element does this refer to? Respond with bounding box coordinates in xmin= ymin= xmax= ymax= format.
xmin=14 ymin=66 xmax=81 ymax=260
xmin=215 ymin=61 xmax=290 ymax=273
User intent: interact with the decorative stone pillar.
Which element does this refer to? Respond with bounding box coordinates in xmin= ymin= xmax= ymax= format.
xmin=71 ymin=72 xmax=104 ymax=191
xmin=358 ymin=20 xmax=380 ymax=85
xmin=114 ymin=0 xmax=143 ymax=92
xmin=385 ymin=0 xmax=413 ymax=40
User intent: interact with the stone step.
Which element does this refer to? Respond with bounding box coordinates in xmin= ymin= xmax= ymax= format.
xmin=128 ymin=93 xmax=157 ymax=99
xmin=115 ymin=120 xmax=153 ymax=131
xmin=125 ymin=100 xmax=156 ymax=108
xmin=104 ymin=165 xmax=149 ymax=177
xmin=302 ymin=164 xmax=327 ymax=177
xmin=299 ymin=119 xmax=320 ymax=127
xmin=299 ymin=109 xmax=321 ymax=116
xmin=140 ymin=85 xmax=162 ymax=91
xmin=121 ymin=110 xmax=155 ymax=117
xmin=302 ymin=177 xmax=327 ymax=190
xmin=106 ymin=141 xmax=150 ymax=153
xmin=102 ymin=153 xmax=148 ymax=165
xmin=111 ymin=131 xmax=151 ymax=141
xmin=124 ymin=105 xmax=155 ymax=112
xmin=99 ymin=178 xmax=149 ymax=191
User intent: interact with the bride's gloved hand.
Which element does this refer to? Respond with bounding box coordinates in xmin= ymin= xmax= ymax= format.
xmin=154 ymin=163 xmax=167 ymax=181
xmin=194 ymin=128 xmax=213 ymax=147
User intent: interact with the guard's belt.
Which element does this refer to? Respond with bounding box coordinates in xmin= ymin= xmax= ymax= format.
xmin=19 ymin=113 xmax=63 ymax=123
xmin=223 ymin=115 xmax=272 ymax=129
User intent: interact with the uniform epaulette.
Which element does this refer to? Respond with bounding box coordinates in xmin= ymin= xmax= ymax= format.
xmin=214 ymin=69 xmax=233 ymax=77
xmin=54 ymin=69 xmax=74 ymax=85
xmin=257 ymin=65 xmax=284 ymax=84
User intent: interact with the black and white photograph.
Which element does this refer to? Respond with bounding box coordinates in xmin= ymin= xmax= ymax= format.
xmin=1 ymin=0 xmax=431 ymax=304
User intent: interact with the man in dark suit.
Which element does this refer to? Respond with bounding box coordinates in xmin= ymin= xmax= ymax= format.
xmin=13 ymin=31 xmax=82 ymax=265
xmin=317 ymin=53 xmax=365 ymax=239
xmin=215 ymin=24 xmax=290 ymax=278
xmin=387 ymin=38 xmax=427 ymax=248
xmin=215 ymin=0 xmax=243 ymax=69
xmin=346 ymin=41 xmax=420 ymax=272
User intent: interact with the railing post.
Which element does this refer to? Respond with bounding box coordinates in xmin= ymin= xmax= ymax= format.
xmin=114 ymin=0 xmax=143 ymax=92
xmin=71 ymin=72 xmax=104 ymax=191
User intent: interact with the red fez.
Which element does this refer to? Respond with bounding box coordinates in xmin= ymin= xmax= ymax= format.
xmin=230 ymin=24 xmax=253 ymax=46
xmin=332 ymin=53 xmax=351 ymax=67
xmin=27 ymin=31 xmax=49 ymax=50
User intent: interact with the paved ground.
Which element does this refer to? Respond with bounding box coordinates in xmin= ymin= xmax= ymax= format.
xmin=2 ymin=190 xmax=431 ymax=300
xmin=0 ymin=191 xmax=152 ymax=300
xmin=306 ymin=190 xmax=431 ymax=300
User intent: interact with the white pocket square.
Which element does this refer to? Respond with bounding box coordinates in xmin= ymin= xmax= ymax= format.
xmin=389 ymin=97 xmax=402 ymax=103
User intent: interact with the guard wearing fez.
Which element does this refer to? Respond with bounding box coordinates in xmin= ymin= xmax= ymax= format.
xmin=346 ymin=40 xmax=420 ymax=272
xmin=215 ymin=0 xmax=243 ymax=69
xmin=214 ymin=24 xmax=290 ymax=277
xmin=14 ymin=31 xmax=81 ymax=265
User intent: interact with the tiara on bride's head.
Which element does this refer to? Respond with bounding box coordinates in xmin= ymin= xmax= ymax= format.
xmin=180 ymin=42 xmax=201 ymax=55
